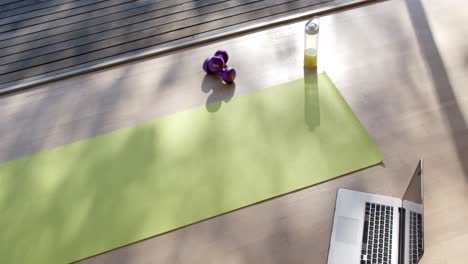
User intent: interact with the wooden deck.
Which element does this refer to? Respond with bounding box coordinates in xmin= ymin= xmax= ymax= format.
xmin=0 ymin=0 xmax=336 ymax=88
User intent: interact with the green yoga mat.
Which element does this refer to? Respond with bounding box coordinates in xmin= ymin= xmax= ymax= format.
xmin=0 ymin=72 xmax=382 ymax=263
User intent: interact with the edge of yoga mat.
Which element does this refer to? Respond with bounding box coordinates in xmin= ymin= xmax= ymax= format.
xmin=0 ymin=72 xmax=383 ymax=263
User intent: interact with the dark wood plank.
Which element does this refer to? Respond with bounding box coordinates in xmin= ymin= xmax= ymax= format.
xmin=0 ymin=0 xmax=135 ymax=30
xmin=0 ymin=34 xmax=197 ymax=89
xmin=0 ymin=0 xmax=274 ymax=68
xmin=0 ymin=0 xmax=244 ymax=62
xmin=0 ymin=0 xmax=329 ymax=85
xmin=0 ymin=0 xmax=50 ymax=11
xmin=0 ymin=0 xmax=78 ymax=20
xmin=0 ymin=0 xmax=195 ymax=48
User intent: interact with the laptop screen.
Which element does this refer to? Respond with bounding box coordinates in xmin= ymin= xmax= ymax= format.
xmin=402 ymin=159 xmax=424 ymax=264
xmin=402 ymin=160 xmax=423 ymax=204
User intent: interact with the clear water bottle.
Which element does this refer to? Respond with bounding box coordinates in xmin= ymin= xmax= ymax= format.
xmin=304 ymin=17 xmax=320 ymax=69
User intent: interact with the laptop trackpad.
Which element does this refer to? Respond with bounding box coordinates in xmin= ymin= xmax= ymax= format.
xmin=334 ymin=216 xmax=360 ymax=244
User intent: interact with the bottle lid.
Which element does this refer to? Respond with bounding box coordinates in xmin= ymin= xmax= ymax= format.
xmin=305 ymin=17 xmax=320 ymax=35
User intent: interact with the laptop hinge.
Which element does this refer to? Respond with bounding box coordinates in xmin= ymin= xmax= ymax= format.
xmin=398 ymin=207 xmax=406 ymax=264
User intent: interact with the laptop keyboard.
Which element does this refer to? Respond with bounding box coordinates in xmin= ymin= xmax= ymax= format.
xmin=360 ymin=202 xmax=394 ymax=264
xmin=409 ymin=211 xmax=423 ymax=264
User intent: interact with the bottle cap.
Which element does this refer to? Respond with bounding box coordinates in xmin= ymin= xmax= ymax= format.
xmin=305 ymin=17 xmax=320 ymax=35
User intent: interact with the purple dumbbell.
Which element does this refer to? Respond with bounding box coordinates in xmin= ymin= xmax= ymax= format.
xmin=203 ymin=56 xmax=224 ymax=74
xmin=219 ymin=67 xmax=236 ymax=84
xmin=214 ymin=50 xmax=229 ymax=64
xmin=203 ymin=50 xmax=229 ymax=74
xmin=202 ymin=50 xmax=235 ymax=84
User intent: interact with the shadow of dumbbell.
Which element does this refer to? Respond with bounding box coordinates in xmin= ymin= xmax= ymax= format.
xmin=201 ymin=74 xmax=236 ymax=113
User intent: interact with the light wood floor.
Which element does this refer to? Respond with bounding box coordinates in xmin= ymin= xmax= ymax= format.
xmin=1 ymin=0 xmax=468 ymax=263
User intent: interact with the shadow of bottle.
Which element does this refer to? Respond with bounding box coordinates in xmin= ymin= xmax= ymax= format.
xmin=303 ymin=67 xmax=320 ymax=131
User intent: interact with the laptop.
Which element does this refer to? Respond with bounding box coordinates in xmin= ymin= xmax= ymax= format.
xmin=327 ymin=159 xmax=424 ymax=264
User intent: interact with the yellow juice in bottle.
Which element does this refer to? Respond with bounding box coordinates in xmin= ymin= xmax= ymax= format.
xmin=304 ymin=48 xmax=317 ymax=69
